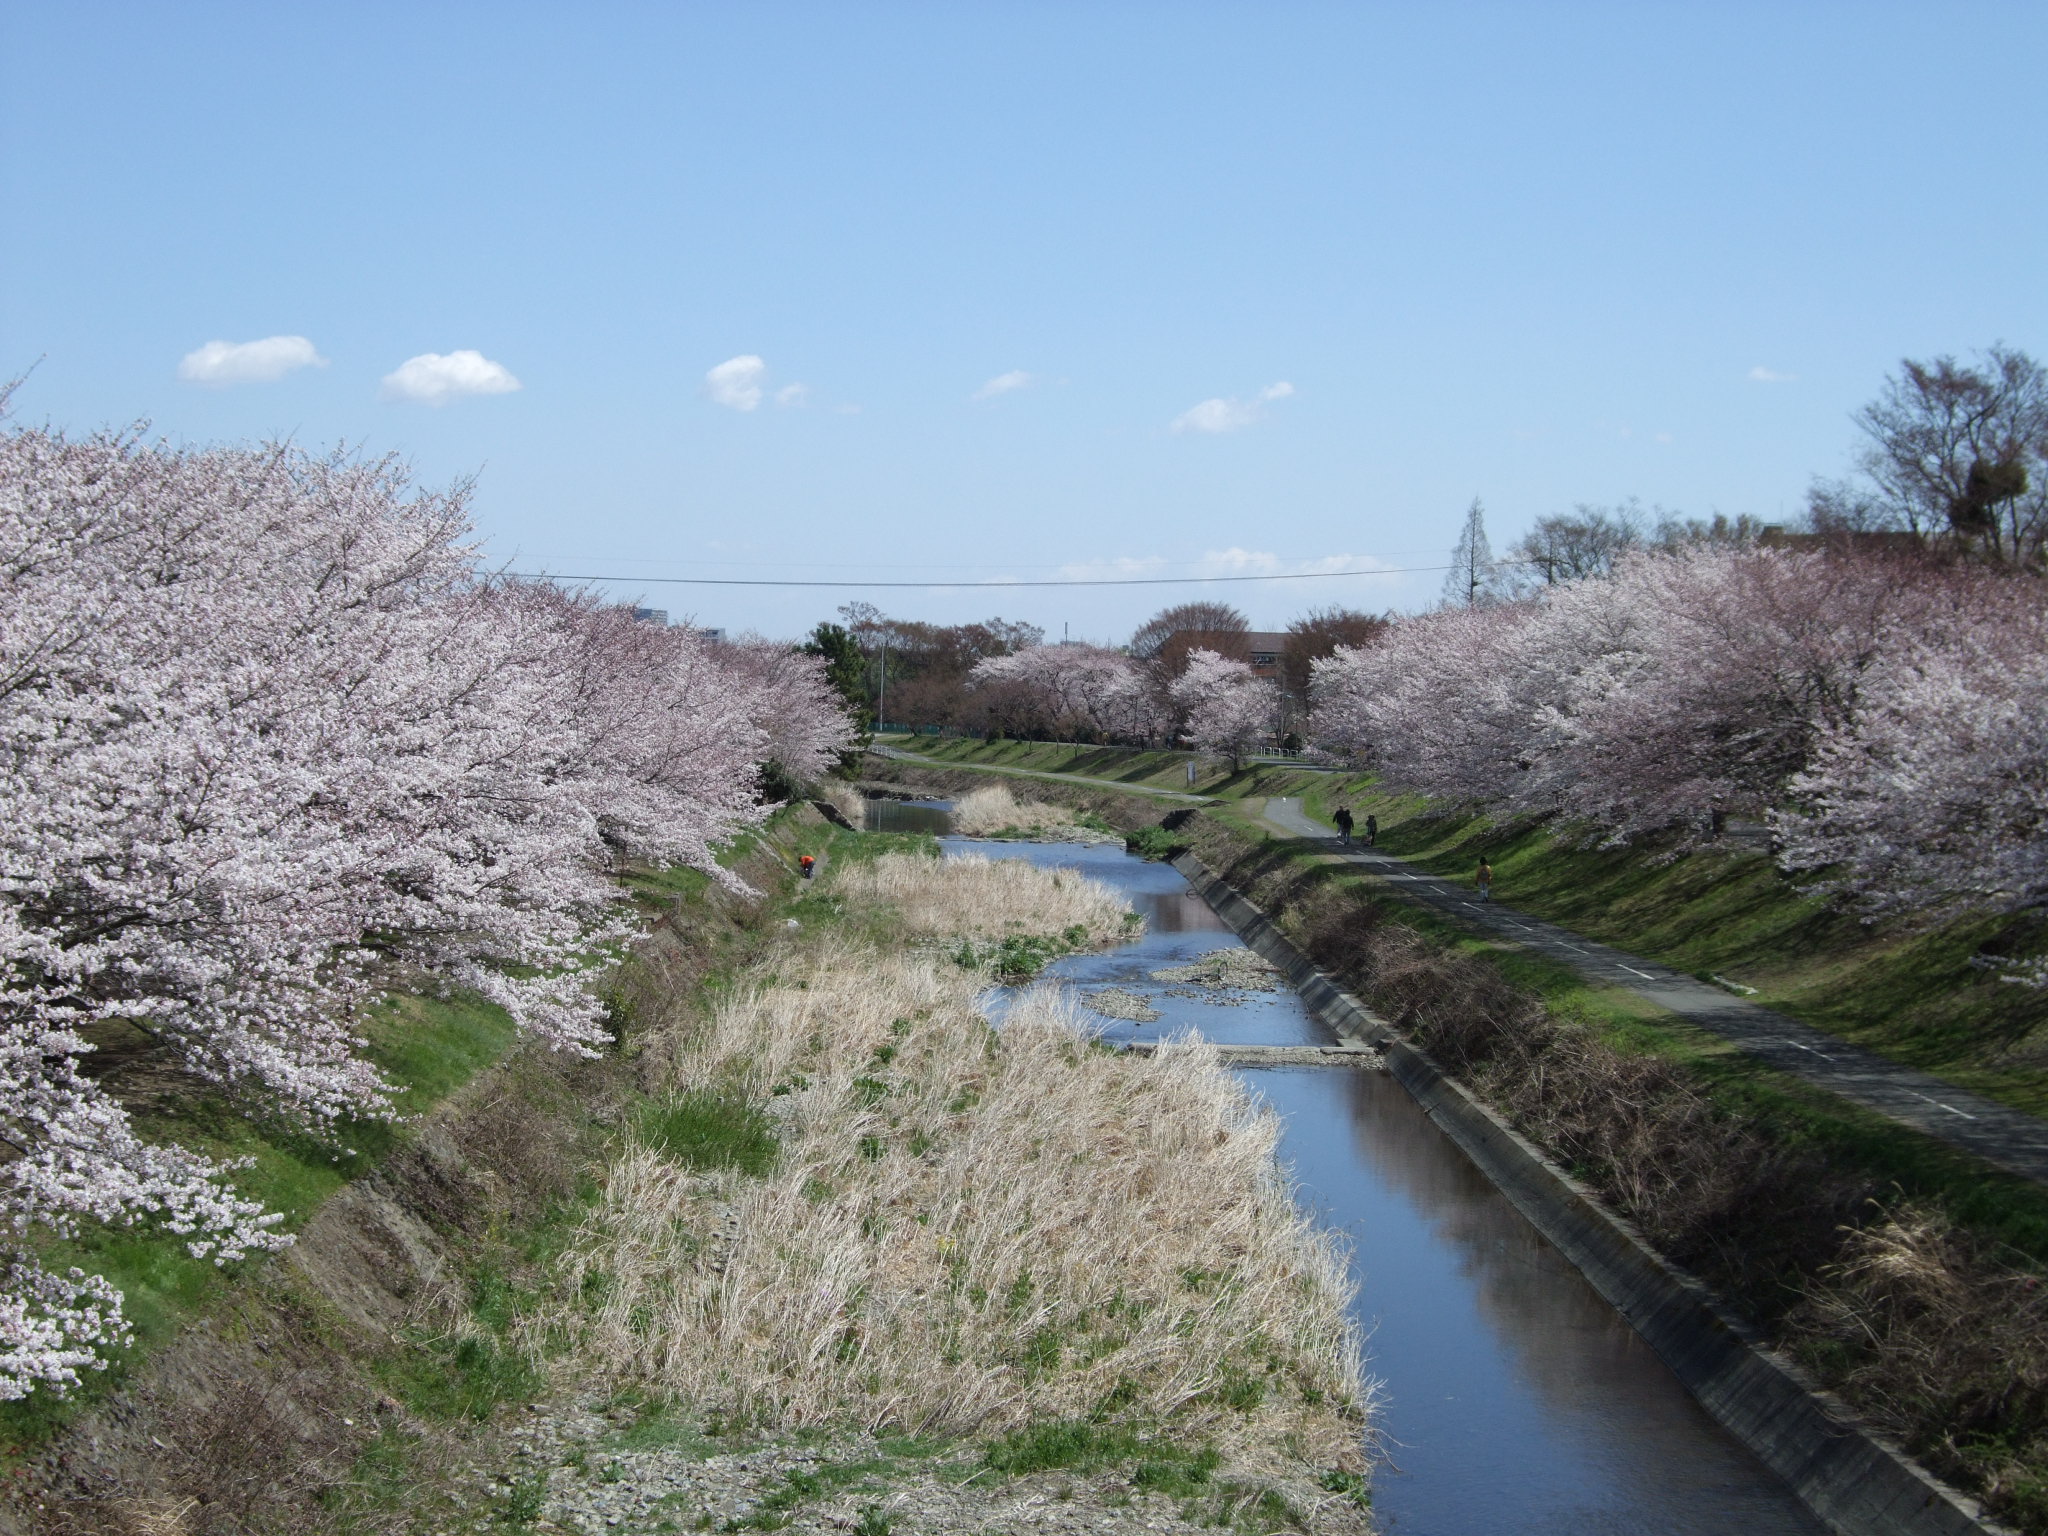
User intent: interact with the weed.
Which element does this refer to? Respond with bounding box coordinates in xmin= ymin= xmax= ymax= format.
xmin=503 ymin=1469 xmax=549 ymax=1523
xmin=640 ymin=1089 xmax=779 ymax=1176
xmin=1124 ymin=824 xmax=1183 ymax=861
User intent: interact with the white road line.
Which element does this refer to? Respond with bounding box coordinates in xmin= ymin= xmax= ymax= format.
xmin=1778 ymin=1038 xmax=1837 ymax=1063
xmin=1619 ymin=965 xmax=1657 ymax=981
xmin=1909 ymin=1090 xmax=1980 ymax=1122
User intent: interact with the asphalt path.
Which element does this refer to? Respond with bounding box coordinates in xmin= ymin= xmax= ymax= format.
xmin=1259 ymin=794 xmax=2048 ymax=1187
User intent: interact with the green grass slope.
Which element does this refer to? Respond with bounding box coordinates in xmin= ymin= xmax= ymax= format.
xmin=889 ymin=737 xmax=2048 ymax=1118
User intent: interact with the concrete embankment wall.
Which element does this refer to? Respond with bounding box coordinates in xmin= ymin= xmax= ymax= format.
xmin=1170 ymin=851 xmax=2013 ymax=1536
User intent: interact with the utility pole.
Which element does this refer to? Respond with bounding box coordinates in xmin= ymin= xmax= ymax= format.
xmin=877 ymin=635 xmax=888 ymax=732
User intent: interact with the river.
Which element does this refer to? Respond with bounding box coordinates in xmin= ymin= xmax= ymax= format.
xmin=877 ymin=802 xmax=1827 ymax=1535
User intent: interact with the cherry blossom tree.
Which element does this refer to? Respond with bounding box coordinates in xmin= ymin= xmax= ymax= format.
xmin=967 ymin=644 xmax=1163 ymax=742
xmin=1310 ymin=601 xmax=1545 ymax=803
xmin=1170 ymin=648 xmax=1279 ymax=766
xmin=1777 ymin=587 xmax=2048 ymax=982
xmin=0 ymin=418 xmax=851 ymax=1397
xmin=1314 ymin=532 xmax=2048 ymax=972
xmin=1312 ymin=547 xmax=1969 ymax=844
xmin=1512 ymin=548 xmax=1939 ymax=842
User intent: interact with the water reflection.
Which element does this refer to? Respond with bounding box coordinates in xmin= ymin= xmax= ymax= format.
xmin=945 ymin=837 xmax=1324 ymax=1048
xmin=863 ymin=796 xmax=955 ymax=835
xmin=1262 ymin=1066 xmax=1824 ymax=1534
xmin=947 ymin=837 xmax=1825 ymax=1536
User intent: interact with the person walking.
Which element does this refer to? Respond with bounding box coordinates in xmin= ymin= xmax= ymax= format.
xmin=1476 ymin=857 xmax=1493 ymax=901
xmin=1364 ymin=813 xmax=1378 ymax=848
xmin=1333 ymin=805 xmax=1354 ymax=845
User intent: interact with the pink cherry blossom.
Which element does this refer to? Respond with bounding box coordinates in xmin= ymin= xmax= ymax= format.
xmin=967 ymin=644 xmax=1165 ymax=741
xmin=1169 ymin=648 xmax=1280 ymax=762
xmin=0 ymin=418 xmax=851 ymax=1396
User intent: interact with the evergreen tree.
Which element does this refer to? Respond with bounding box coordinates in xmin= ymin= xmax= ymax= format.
xmin=1441 ymin=498 xmax=1500 ymax=608
xmin=801 ymin=622 xmax=874 ymax=767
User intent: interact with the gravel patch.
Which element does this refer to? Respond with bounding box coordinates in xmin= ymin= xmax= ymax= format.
xmin=440 ymin=1397 xmax=1365 ymax=1536
xmin=1082 ymin=987 xmax=1164 ymax=1023
xmin=1148 ymin=950 xmax=1284 ymax=998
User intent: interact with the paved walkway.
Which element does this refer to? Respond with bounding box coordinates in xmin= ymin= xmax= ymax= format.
xmin=1259 ymin=795 xmax=2048 ymax=1187
xmin=869 ymin=743 xmax=1212 ymax=803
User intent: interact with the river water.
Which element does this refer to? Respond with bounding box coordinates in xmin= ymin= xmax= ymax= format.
xmin=888 ymin=804 xmax=1825 ymax=1535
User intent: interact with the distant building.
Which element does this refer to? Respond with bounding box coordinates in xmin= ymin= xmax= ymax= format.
xmin=1163 ymin=629 xmax=1289 ymax=679
xmin=631 ymin=607 xmax=669 ymax=626
xmin=692 ymin=627 xmax=726 ymax=643
xmin=1244 ymin=632 xmax=1287 ymax=679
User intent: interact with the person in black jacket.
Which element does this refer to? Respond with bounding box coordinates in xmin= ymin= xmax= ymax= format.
xmin=1333 ymin=806 xmax=1354 ymax=845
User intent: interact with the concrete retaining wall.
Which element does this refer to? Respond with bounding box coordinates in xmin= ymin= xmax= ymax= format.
xmin=1170 ymin=851 xmax=2012 ymax=1536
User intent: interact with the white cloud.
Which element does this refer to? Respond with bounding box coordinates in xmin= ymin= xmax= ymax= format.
xmin=706 ymin=354 xmax=767 ymax=411
xmin=379 ymin=350 xmax=521 ymax=405
xmin=1171 ymin=381 xmax=1295 ymax=434
xmin=178 ymin=335 xmax=326 ymax=384
xmin=1748 ymin=365 xmax=1796 ymax=383
xmin=1172 ymin=398 xmax=1258 ymax=434
xmin=973 ymin=369 xmax=1033 ymax=400
xmin=774 ymin=382 xmax=810 ymax=407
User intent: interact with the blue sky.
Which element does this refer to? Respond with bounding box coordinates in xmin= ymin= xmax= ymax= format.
xmin=6 ymin=3 xmax=2045 ymax=641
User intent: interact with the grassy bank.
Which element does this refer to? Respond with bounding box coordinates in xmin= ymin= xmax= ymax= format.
xmin=8 ymin=807 xmax=855 ymax=1534
xmin=863 ymin=747 xmax=2048 ymax=1527
xmin=883 ymin=736 xmax=2048 ymax=1118
xmin=1294 ymin=776 xmax=2048 ymax=1115
xmin=33 ymin=804 xmax=1374 ymax=1535
xmin=512 ymin=832 xmax=1372 ymax=1532
xmin=0 ymin=988 xmax=522 ymax=1463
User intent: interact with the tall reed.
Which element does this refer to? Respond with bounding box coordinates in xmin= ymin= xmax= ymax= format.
xmin=832 ymin=849 xmax=1133 ymax=946
xmin=532 ymin=849 xmax=1368 ymax=1491
xmin=948 ymin=783 xmax=1083 ymax=837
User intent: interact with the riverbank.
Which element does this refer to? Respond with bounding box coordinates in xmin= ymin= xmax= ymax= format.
xmin=516 ymin=837 xmax=1369 ymax=1533
xmin=14 ymin=807 xmax=1371 ymax=1535
xmin=877 ymin=736 xmax=2048 ymax=1118
xmin=861 ymin=753 xmax=2048 ymax=1533
xmin=2 ymin=811 xmax=846 ymax=1535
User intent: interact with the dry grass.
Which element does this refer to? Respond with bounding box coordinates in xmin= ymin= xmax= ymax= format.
xmin=832 ymin=849 xmax=1135 ymax=947
xmin=539 ymin=944 xmax=1363 ymax=1474
xmin=950 ymin=784 xmax=1085 ymax=837
xmin=814 ymin=780 xmax=869 ymax=826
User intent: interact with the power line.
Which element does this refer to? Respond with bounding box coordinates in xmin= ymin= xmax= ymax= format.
xmin=507 ymin=563 xmax=1470 ymax=590
xmin=511 ymin=547 xmax=1462 ymax=573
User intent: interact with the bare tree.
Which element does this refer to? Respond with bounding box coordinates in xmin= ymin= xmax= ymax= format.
xmin=1128 ymin=600 xmax=1250 ymax=680
xmin=1810 ymin=343 xmax=2048 ymax=566
xmin=1504 ymin=503 xmax=1647 ymax=590
xmin=1280 ymin=606 xmax=1388 ymax=699
xmin=1650 ymin=511 xmax=1769 ymax=552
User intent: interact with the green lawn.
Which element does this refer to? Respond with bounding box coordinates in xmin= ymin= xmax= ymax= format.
xmin=882 ymin=734 xmax=1228 ymax=791
xmin=1285 ymin=776 xmax=2048 ymax=1118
